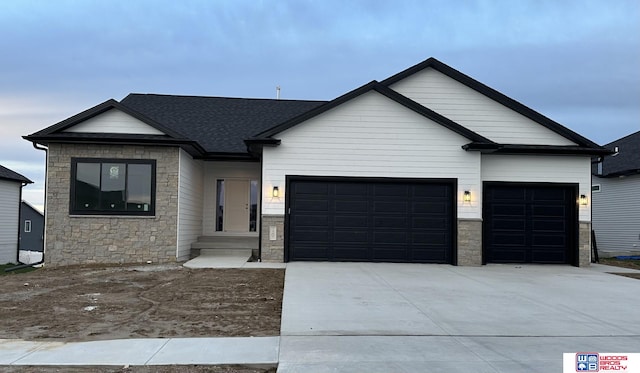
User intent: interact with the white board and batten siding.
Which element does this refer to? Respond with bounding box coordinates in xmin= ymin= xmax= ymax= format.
xmin=481 ymin=154 xmax=592 ymax=221
xmin=0 ymin=179 xmax=21 ymax=264
xmin=176 ymin=149 xmax=204 ymax=261
xmin=63 ymin=109 xmax=165 ymax=135
xmin=262 ymin=91 xmax=482 ymax=219
xmin=202 ymin=162 xmax=261 ymax=235
xmin=592 ymin=175 xmax=640 ymax=252
xmin=390 ymin=68 xmax=577 ymax=146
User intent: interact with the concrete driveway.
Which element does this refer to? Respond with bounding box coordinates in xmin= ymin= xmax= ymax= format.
xmin=277 ymin=262 xmax=640 ymax=372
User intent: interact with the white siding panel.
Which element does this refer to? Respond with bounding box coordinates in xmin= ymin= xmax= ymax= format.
xmin=64 ymin=109 xmax=165 ymax=135
xmin=592 ymin=175 xmax=640 ymax=252
xmin=262 ymin=91 xmax=482 ymax=219
xmin=481 ymin=154 xmax=592 ymax=221
xmin=177 ymin=149 xmax=204 ymax=261
xmin=390 ymin=68 xmax=577 ymax=146
xmin=0 ymin=180 xmax=21 ymax=263
xmin=202 ymin=162 xmax=261 ymax=235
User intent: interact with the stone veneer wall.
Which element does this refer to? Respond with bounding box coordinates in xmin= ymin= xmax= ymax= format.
xmin=457 ymin=219 xmax=482 ymax=266
xmin=45 ymin=143 xmax=179 ymax=266
xmin=578 ymin=221 xmax=591 ymax=267
xmin=261 ymin=215 xmax=284 ymax=262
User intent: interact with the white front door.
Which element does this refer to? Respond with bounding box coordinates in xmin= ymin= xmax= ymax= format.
xmin=224 ymin=179 xmax=250 ymax=232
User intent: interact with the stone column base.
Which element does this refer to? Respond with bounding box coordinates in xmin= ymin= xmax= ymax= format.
xmin=457 ymin=219 xmax=483 ymax=266
xmin=261 ymin=215 xmax=285 ymax=262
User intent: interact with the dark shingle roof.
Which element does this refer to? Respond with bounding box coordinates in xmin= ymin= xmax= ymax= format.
xmin=0 ymin=165 xmax=32 ymax=184
xmin=120 ymin=94 xmax=327 ymax=153
xmin=593 ymin=130 xmax=640 ymax=177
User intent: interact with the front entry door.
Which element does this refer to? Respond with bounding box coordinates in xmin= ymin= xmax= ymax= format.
xmin=224 ymin=179 xmax=250 ymax=232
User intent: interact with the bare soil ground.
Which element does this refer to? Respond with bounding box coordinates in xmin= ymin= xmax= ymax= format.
xmin=0 ymin=264 xmax=284 ymax=341
xmin=599 ymin=258 xmax=640 ymax=280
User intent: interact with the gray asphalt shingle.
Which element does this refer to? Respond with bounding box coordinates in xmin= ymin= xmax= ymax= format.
xmin=120 ymin=94 xmax=327 ymax=153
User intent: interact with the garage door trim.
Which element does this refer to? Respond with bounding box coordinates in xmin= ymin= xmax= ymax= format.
xmin=284 ymin=175 xmax=458 ymax=264
xmin=482 ymin=181 xmax=579 ymax=266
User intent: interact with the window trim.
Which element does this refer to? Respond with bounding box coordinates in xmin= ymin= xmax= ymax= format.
xmin=592 ymin=184 xmax=601 ymax=193
xmin=70 ymin=158 xmax=156 ymax=216
xmin=24 ymin=220 xmax=32 ymax=233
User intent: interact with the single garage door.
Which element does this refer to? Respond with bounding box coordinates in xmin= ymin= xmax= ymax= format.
xmin=287 ymin=178 xmax=454 ymax=263
xmin=484 ymin=183 xmax=576 ymax=264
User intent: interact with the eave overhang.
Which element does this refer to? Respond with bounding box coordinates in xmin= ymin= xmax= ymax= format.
xmin=462 ymin=142 xmax=615 ymax=156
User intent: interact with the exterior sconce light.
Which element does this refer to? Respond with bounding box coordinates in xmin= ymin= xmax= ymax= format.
xmin=272 ymin=186 xmax=279 ymax=198
xmin=579 ymin=194 xmax=588 ymax=206
xmin=463 ymin=190 xmax=471 ymax=203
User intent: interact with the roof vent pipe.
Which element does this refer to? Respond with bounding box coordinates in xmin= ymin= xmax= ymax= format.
xmin=276 ymin=86 xmax=281 ymax=100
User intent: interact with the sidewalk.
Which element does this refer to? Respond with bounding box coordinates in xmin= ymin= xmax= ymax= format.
xmin=0 ymin=337 xmax=279 ymax=367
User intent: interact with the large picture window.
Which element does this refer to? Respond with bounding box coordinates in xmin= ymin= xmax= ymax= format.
xmin=70 ymin=158 xmax=156 ymax=216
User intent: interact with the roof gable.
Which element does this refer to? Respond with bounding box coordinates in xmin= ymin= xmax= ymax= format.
xmin=381 ymin=57 xmax=602 ymax=149
xmin=63 ymin=108 xmax=166 ymax=135
xmin=27 ymin=99 xmax=185 ymax=139
xmin=252 ymin=81 xmax=492 ymax=143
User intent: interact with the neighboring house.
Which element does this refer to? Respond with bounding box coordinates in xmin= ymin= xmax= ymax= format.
xmin=0 ymin=165 xmax=33 ymax=264
xmin=19 ymin=201 xmax=44 ymax=253
xmin=24 ymin=57 xmax=610 ymax=267
xmin=592 ymin=130 xmax=640 ymax=257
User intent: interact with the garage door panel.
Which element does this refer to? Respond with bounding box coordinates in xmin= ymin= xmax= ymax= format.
xmin=412 ymin=232 xmax=447 ymax=245
xmin=373 ymin=201 xmax=409 ymax=213
xmin=373 ymin=231 xmax=409 ymax=244
xmin=334 ymin=230 xmax=369 ymax=243
xmin=492 ymin=218 xmax=525 ymax=231
xmin=295 ymin=200 xmax=329 ymax=212
xmin=334 ymin=215 xmax=368 ymax=228
xmin=333 ymin=246 xmax=370 ymax=260
xmin=491 ymin=204 xmax=526 ymax=216
xmin=293 ymin=245 xmax=329 ymax=260
xmin=290 ymin=230 xmax=330 ymax=243
xmin=373 ymin=184 xmax=409 ymax=197
xmin=335 ymin=183 xmax=368 ymax=196
xmin=485 ymin=184 xmax=575 ymax=264
xmin=295 ymin=182 xmax=329 ymax=194
xmin=413 ymin=184 xmax=450 ymax=198
xmin=295 ymin=215 xmax=330 ymax=227
xmin=374 ymin=216 xmax=408 ymax=229
xmin=412 ymin=217 xmax=447 ymax=229
xmin=335 ymin=200 xmax=368 ymax=212
xmin=412 ymin=201 xmax=448 ymax=214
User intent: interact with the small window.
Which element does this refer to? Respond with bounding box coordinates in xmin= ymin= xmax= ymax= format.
xmin=70 ymin=158 xmax=156 ymax=216
xmin=592 ymin=185 xmax=601 ymax=193
xmin=24 ymin=220 xmax=32 ymax=233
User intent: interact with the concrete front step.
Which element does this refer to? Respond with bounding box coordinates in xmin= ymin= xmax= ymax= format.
xmin=191 ymin=236 xmax=258 ymax=250
xmin=199 ymin=249 xmax=253 ymax=257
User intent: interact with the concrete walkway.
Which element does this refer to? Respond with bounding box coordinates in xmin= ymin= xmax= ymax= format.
xmin=0 ymin=337 xmax=279 ymax=367
xmin=278 ymin=263 xmax=640 ymax=372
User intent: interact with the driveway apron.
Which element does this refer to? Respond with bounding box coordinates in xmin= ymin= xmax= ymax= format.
xmin=278 ymin=262 xmax=640 ymax=372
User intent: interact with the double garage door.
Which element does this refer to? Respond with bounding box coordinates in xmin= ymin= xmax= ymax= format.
xmin=286 ymin=178 xmax=577 ymax=265
xmin=287 ymin=178 xmax=455 ymax=263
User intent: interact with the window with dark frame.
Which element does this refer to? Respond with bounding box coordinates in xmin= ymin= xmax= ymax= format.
xmin=70 ymin=158 xmax=156 ymax=216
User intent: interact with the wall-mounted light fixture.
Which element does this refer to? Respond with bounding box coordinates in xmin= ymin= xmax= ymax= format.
xmin=579 ymin=194 xmax=588 ymax=206
xmin=272 ymin=186 xmax=279 ymax=198
xmin=463 ymin=190 xmax=471 ymax=203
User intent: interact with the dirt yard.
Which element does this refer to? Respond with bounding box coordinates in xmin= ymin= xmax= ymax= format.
xmin=0 ymin=264 xmax=284 ymax=341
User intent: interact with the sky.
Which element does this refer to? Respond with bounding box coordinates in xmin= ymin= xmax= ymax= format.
xmin=1 ymin=0 xmax=639 ymax=211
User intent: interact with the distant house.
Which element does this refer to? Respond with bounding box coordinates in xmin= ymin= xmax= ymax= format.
xmin=24 ymin=57 xmax=609 ymax=267
xmin=592 ymin=130 xmax=640 ymax=257
xmin=0 ymin=165 xmax=33 ymax=264
xmin=19 ymin=201 xmax=44 ymax=255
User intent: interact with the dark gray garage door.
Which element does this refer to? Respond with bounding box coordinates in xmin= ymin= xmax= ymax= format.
xmin=484 ymin=183 xmax=576 ymax=264
xmin=286 ymin=178 xmax=454 ymax=263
